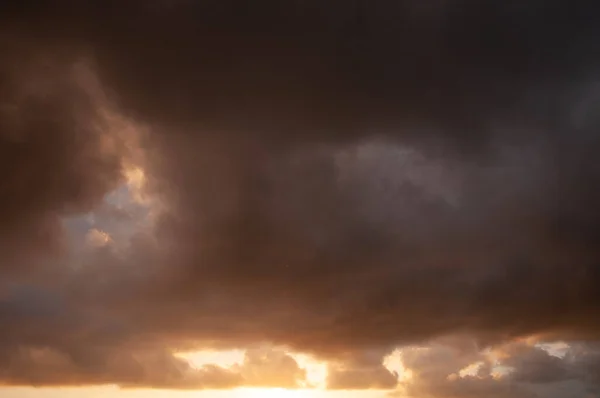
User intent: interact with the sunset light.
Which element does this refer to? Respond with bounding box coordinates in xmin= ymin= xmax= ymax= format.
xmin=232 ymin=388 xmax=316 ymax=398
xmin=2 ymin=2 xmax=599 ymax=398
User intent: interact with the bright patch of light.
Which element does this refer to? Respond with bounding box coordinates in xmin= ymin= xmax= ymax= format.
xmin=491 ymin=365 xmax=513 ymax=379
xmin=536 ymin=341 xmax=570 ymax=358
xmin=289 ymin=353 xmax=328 ymax=388
xmin=123 ymin=163 xmax=148 ymax=204
xmin=85 ymin=228 xmax=112 ymax=247
xmin=232 ymin=388 xmax=315 ymax=398
xmin=177 ymin=350 xmax=245 ymax=369
xmin=458 ymin=361 xmax=484 ymax=378
xmin=384 ymin=349 xmax=412 ymax=382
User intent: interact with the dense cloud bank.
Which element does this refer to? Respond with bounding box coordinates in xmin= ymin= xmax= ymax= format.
xmin=1 ymin=1 xmax=600 ymax=395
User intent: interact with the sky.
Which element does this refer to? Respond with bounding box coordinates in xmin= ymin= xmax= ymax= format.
xmin=2 ymin=1 xmax=600 ymax=397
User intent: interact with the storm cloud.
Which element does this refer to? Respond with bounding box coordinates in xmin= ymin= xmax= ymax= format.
xmin=1 ymin=0 xmax=600 ymax=394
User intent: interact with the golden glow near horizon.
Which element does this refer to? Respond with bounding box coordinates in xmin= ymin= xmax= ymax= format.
xmin=0 ymin=387 xmax=388 ymax=398
xmin=178 ymin=349 xmax=329 ymax=389
xmin=231 ymin=388 xmax=316 ymax=398
xmin=383 ymin=349 xmax=411 ymax=383
xmin=177 ymin=349 xmax=246 ymax=368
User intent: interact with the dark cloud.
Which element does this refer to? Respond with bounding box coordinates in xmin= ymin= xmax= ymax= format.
xmin=394 ymin=339 xmax=600 ymax=398
xmin=327 ymin=349 xmax=398 ymax=390
xmin=2 ymin=0 xmax=600 ymax=391
xmin=501 ymin=343 xmax=570 ymax=384
xmin=0 ymin=339 xmax=304 ymax=389
xmin=0 ymin=344 xmax=243 ymax=389
xmin=5 ymin=1 xmax=600 ymax=146
xmin=0 ymin=49 xmax=125 ymax=272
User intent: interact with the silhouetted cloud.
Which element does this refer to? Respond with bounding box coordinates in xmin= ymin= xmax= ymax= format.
xmin=327 ymin=348 xmax=398 ymax=390
xmin=391 ymin=338 xmax=600 ymax=398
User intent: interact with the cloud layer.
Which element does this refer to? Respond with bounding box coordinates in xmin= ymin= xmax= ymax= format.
xmin=2 ymin=1 xmax=600 ymax=395
xmin=392 ymin=338 xmax=600 ymax=398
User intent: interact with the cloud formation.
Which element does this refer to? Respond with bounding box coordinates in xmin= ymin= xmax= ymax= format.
xmin=0 ymin=344 xmax=306 ymax=390
xmin=392 ymin=338 xmax=600 ymax=398
xmin=0 ymin=52 xmax=125 ymax=272
xmin=327 ymin=348 xmax=398 ymax=390
xmin=1 ymin=0 xmax=600 ymax=394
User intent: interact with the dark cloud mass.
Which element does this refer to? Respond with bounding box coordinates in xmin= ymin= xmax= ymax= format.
xmin=0 ymin=47 xmax=125 ymax=269
xmin=2 ymin=0 xmax=600 ymax=394
xmin=393 ymin=339 xmax=600 ymax=398
xmin=0 ymin=344 xmax=304 ymax=390
xmin=327 ymin=348 xmax=399 ymax=390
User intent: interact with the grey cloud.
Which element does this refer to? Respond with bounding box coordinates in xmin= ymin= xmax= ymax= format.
xmin=2 ymin=0 xmax=600 ymax=390
xmin=0 ymin=339 xmax=305 ymax=390
xmin=0 ymin=52 xmax=125 ymax=273
xmin=0 ymin=345 xmax=242 ymax=389
xmin=392 ymin=339 xmax=600 ymax=398
xmin=327 ymin=348 xmax=398 ymax=390
xmin=327 ymin=366 xmax=398 ymax=390
xmin=502 ymin=343 xmax=570 ymax=384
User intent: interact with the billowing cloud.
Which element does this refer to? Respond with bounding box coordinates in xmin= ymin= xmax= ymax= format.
xmin=1 ymin=0 xmax=600 ymax=393
xmin=233 ymin=348 xmax=307 ymax=389
xmin=327 ymin=349 xmax=398 ymax=390
xmin=0 ymin=344 xmax=242 ymax=389
xmin=0 ymin=55 xmax=125 ymax=272
xmin=390 ymin=338 xmax=600 ymax=398
xmin=0 ymin=343 xmax=305 ymax=390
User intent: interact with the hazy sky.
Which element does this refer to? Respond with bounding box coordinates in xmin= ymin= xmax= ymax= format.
xmin=2 ymin=1 xmax=600 ymax=398
xmin=0 ymin=387 xmax=384 ymax=398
